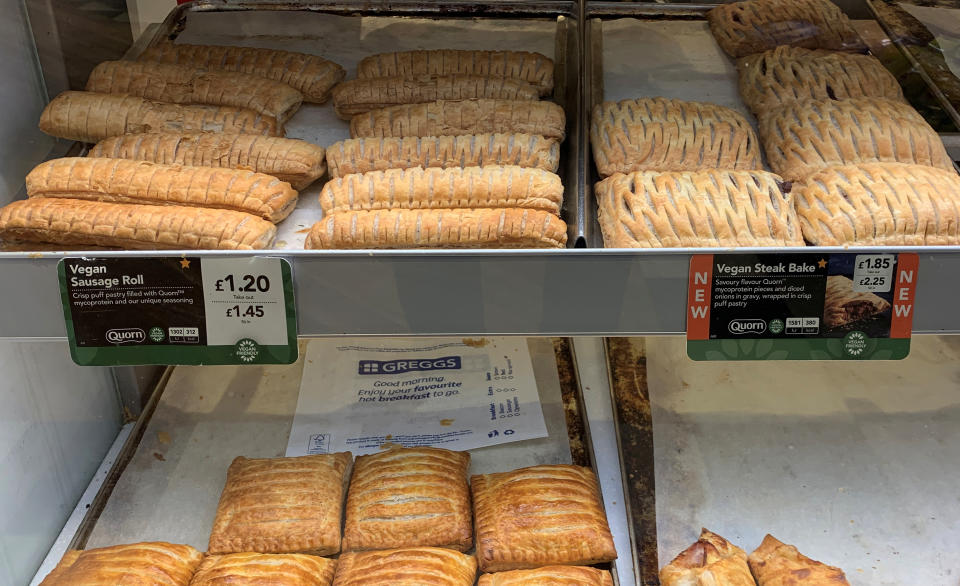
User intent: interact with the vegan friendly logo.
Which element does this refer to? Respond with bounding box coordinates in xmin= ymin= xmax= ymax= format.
xmin=727 ymin=319 xmax=767 ymax=335
xmin=358 ymin=356 xmax=462 ymax=375
xmin=768 ymin=319 xmax=785 ymax=335
xmin=235 ymin=338 xmax=260 ymax=363
xmin=843 ymin=331 xmax=868 ymax=357
xmin=149 ymin=327 xmax=165 ymax=342
xmin=105 ymin=328 xmax=146 ymax=344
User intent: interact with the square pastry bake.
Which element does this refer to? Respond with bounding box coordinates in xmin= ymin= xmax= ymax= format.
xmin=478 ymin=565 xmax=614 ymax=585
xmin=189 ymin=553 xmax=337 ymax=585
xmin=208 ymin=453 xmax=353 ymax=556
xmin=342 ymin=447 xmax=472 ymax=551
xmin=333 ymin=547 xmax=477 ymax=585
xmin=471 ymin=464 xmax=617 ymax=572
xmin=40 ymin=542 xmax=203 ymax=586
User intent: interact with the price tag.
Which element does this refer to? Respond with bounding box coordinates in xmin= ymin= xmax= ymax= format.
xmin=852 ymin=254 xmax=895 ymax=292
xmin=59 ymin=257 xmax=297 ymax=366
xmin=687 ymin=252 xmax=918 ymax=361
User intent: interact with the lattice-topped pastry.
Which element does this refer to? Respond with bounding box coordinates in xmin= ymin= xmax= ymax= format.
xmin=190 ymin=553 xmax=337 ymax=586
xmin=758 ymin=97 xmax=953 ymax=180
xmin=793 ymin=163 xmax=960 ymax=245
xmin=306 ymin=208 xmax=567 ymax=249
xmin=208 ymin=453 xmax=353 ymax=556
xmin=326 ymin=134 xmax=559 ymax=178
xmin=357 ymin=50 xmax=554 ymax=96
xmin=40 ymin=542 xmax=202 ymax=586
xmin=596 ymin=170 xmax=802 ymax=248
xmin=342 ymin=447 xmax=472 ymax=552
xmin=748 ymin=534 xmax=851 ymax=585
xmin=660 ymin=529 xmax=755 ymax=586
xmin=478 ymin=566 xmax=614 ymax=585
xmin=471 ymin=464 xmax=616 ymax=572
xmin=332 ymin=75 xmax=539 ymax=119
xmin=349 ymin=99 xmax=565 ymax=141
xmin=737 ymin=46 xmax=904 ymax=113
xmin=823 ymin=276 xmax=891 ymax=329
xmin=319 ymin=166 xmax=563 ymax=215
xmin=707 ymin=0 xmax=866 ymax=58
xmin=591 ymin=98 xmax=761 ymax=177
xmin=333 ymin=547 xmax=477 ymax=586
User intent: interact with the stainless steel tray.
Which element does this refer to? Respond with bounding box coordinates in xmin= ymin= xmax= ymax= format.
xmin=135 ymin=1 xmax=584 ymax=249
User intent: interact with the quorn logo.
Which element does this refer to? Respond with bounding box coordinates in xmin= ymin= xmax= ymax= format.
xmin=728 ymin=319 xmax=766 ymax=335
xmin=106 ymin=328 xmax=146 ymax=344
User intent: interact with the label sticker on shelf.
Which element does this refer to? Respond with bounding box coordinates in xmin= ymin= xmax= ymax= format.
xmin=686 ymin=253 xmax=918 ymax=361
xmin=58 ymin=257 xmax=297 ymax=366
xmin=285 ymin=338 xmax=547 ymax=456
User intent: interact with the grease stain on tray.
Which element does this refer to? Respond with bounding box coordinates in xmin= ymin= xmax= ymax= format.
xmin=462 ymin=337 xmax=489 ymax=347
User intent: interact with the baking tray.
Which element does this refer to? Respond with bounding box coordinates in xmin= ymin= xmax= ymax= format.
xmin=584 ymin=2 xmax=960 ymax=248
xmin=102 ymin=1 xmax=586 ymax=249
xmin=76 ymin=337 xmax=626 ymax=583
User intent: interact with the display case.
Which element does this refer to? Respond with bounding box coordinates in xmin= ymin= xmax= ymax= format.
xmin=3 ymin=1 xmax=960 ymax=585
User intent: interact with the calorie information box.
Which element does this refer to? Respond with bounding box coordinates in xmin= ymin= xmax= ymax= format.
xmin=686 ymin=253 xmax=918 ymax=361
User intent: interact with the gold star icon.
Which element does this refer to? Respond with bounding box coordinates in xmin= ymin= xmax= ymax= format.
xmin=180 ymin=258 xmax=191 ymax=269
xmin=817 ymin=258 xmax=827 ymax=268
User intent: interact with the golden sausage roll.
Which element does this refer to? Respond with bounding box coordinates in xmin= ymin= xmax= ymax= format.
xmin=89 ymin=133 xmax=326 ymax=190
xmin=26 ymin=158 xmax=298 ymax=222
xmin=357 ymin=50 xmax=554 ymax=96
xmin=86 ymin=61 xmax=303 ymax=124
xmin=38 ymin=91 xmax=279 ymax=143
xmin=306 ymin=208 xmax=567 ymax=249
xmin=0 ymin=199 xmax=277 ymax=251
xmin=140 ymin=43 xmax=344 ymax=103
xmin=332 ymin=75 xmax=539 ymax=119
xmin=326 ymin=134 xmax=559 ymax=178
xmin=350 ymin=99 xmax=565 ymax=141
xmin=319 ymin=166 xmax=563 ymax=215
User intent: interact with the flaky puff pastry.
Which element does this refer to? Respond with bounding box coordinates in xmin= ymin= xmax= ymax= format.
xmin=595 ymin=170 xmax=802 ymax=248
xmin=478 ymin=566 xmax=614 ymax=585
xmin=333 ymin=547 xmax=477 ymax=586
xmin=139 ymin=43 xmax=344 ymax=104
xmin=350 ymin=99 xmax=565 ymax=141
xmin=357 ymin=50 xmax=554 ymax=96
xmin=748 ymin=535 xmax=850 ymax=585
xmin=707 ymin=0 xmax=865 ymax=58
xmin=89 ymin=133 xmax=326 ymax=191
xmin=758 ymin=97 xmax=953 ymax=181
xmin=326 ymin=134 xmax=559 ymax=178
xmin=306 ymin=208 xmax=567 ymax=249
xmin=38 ymin=91 xmax=279 ymax=143
xmin=0 ymin=198 xmax=277 ymax=251
xmin=332 ymin=75 xmax=539 ymax=120
xmin=26 ymin=158 xmax=298 ymax=223
xmin=471 ymin=464 xmax=617 ymax=572
xmin=319 ymin=166 xmax=563 ymax=215
xmin=793 ymin=163 xmax=960 ymax=246
xmin=39 ymin=542 xmax=202 ymax=586
xmin=737 ymin=47 xmax=904 ymax=114
xmin=189 ymin=553 xmax=337 ymax=586
xmin=86 ymin=61 xmax=303 ymax=125
xmin=208 ymin=453 xmax=353 ymax=556
xmin=660 ymin=529 xmax=755 ymax=586
xmin=591 ymin=97 xmax=761 ymax=177
xmin=342 ymin=447 xmax=472 ymax=552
